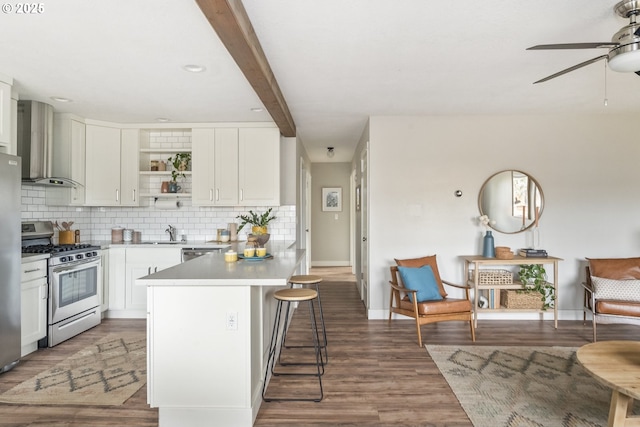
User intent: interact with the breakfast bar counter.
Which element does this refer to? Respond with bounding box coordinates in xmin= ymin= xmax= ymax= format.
xmin=136 ymin=242 xmax=305 ymax=427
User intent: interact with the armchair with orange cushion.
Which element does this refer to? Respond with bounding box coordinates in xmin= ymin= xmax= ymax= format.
xmin=582 ymin=257 xmax=640 ymax=342
xmin=389 ymin=255 xmax=475 ymax=347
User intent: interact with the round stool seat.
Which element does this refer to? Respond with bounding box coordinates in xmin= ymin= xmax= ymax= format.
xmin=289 ymin=275 xmax=322 ymax=285
xmin=274 ymin=288 xmax=318 ymax=302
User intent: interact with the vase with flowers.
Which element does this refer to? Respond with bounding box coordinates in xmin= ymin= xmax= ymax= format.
xmin=478 ymin=215 xmax=496 ymax=258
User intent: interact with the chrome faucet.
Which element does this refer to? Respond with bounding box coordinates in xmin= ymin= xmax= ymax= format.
xmin=166 ymin=225 xmax=177 ymax=242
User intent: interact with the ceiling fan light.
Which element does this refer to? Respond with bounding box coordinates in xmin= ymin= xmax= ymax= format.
xmin=608 ymin=43 xmax=640 ymax=71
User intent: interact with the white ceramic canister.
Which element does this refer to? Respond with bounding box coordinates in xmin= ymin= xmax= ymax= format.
xmin=123 ymin=229 xmax=133 ymax=242
xmin=224 ymin=250 xmax=238 ymax=262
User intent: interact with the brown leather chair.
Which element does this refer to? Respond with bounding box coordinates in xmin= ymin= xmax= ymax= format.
xmin=389 ymin=255 xmax=475 ymax=347
xmin=582 ymin=257 xmax=640 ymax=342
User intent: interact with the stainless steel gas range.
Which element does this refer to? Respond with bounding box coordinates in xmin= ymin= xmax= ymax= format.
xmin=21 ymin=221 xmax=102 ymax=347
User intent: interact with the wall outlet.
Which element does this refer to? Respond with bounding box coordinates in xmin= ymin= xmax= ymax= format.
xmin=226 ymin=311 xmax=238 ymax=330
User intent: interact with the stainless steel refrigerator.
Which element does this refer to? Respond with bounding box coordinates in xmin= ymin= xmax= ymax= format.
xmin=0 ymin=152 xmax=21 ymax=373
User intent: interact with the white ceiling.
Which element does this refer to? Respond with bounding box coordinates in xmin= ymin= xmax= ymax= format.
xmin=2 ymin=0 xmax=639 ymax=163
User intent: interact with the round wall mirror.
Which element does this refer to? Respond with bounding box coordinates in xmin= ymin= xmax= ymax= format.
xmin=478 ymin=170 xmax=544 ymax=234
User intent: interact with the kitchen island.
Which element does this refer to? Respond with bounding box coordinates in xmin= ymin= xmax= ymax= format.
xmin=136 ymin=242 xmax=305 ymax=427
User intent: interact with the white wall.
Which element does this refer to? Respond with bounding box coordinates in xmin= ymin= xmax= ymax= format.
xmin=365 ymin=114 xmax=640 ymax=320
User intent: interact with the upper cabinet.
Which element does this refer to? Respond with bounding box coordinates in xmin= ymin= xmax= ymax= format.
xmin=44 ymin=120 xmax=281 ymax=207
xmin=239 ymin=128 xmax=280 ymax=205
xmin=192 ymin=128 xmax=238 ymax=206
xmin=120 ymin=129 xmax=140 ymax=206
xmin=0 ymin=78 xmax=14 ymax=154
xmin=192 ymin=126 xmax=280 ymax=207
xmin=85 ymin=124 xmax=139 ymax=206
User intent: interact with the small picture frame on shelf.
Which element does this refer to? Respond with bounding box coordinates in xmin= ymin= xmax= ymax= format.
xmin=322 ymin=187 xmax=342 ymax=212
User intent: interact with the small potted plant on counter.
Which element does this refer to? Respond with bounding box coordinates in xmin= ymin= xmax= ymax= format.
xmin=236 ymin=208 xmax=276 ymax=244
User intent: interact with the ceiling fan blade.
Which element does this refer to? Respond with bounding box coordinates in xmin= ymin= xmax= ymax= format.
xmin=527 ymin=42 xmax=618 ymax=50
xmin=533 ymin=55 xmax=609 ymax=84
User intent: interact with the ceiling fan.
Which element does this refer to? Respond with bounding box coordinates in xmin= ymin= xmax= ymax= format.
xmin=528 ymin=0 xmax=640 ymax=83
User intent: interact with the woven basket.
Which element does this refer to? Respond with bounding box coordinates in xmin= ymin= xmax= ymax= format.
xmin=477 ymin=269 xmax=513 ymax=285
xmin=495 ymin=246 xmax=514 ymax=260
xmin=500 ymin=289 xmax=543 ymax=309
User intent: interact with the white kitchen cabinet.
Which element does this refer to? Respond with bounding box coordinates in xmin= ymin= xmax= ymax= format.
xmin=191 ymin=128 xmax=214 ymax=205
xmin=125 ymin=248 xmax=180 ymax=313
xmin=107 ymin=247 xmax=126 ymax=313
xmin=85 ymin=125 xmax=139 ymax=206
xmin=107 ymin=247 xmax=181 ymax=319
xmin=120 ymin=129 xmax=140 ymax=206
xmin=192 ymin=128 xmax=238 ymax=206
xmin=46 ymin=115 xmax=86 ymax=205
xmin=192 ymin=126 xmax=279 ymax=206
xmin=21 ymin=259 xmax=47 ymax=356
xmin=0 ymin=79 xmax=12 ymax=151
xmin=238 ymin=127 xmax=280 ymax=206
xmin=101 ymin=249 xmax=109 ymax=313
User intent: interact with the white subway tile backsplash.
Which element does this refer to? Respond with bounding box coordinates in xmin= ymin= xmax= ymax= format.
xmin=19 ymin=188 xmax=297 ymax=243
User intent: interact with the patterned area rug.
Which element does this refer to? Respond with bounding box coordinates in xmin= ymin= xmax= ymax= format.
xmin=0 ymin=333 xmax=146 ymax=406
xmin=426 ymin=345 xmax=614 ymax=427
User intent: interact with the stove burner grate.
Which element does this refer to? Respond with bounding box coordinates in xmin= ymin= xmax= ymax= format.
xmin=22 ymin=243 xmax=93 ymax=254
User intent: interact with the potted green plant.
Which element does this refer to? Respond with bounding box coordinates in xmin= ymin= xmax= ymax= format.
xmin=236 ymin=208 xmax=276 ymax=235
xmin=167 ymin=153 xmax=191 ymax=182
xmin=518 ymin=264 xmax=555 ymax=309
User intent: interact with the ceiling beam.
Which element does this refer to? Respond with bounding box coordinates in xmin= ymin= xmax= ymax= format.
xmin=195 ymin=0 xmax=296 ymax=137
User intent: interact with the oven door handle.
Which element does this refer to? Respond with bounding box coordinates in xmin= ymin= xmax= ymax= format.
xmin=51 ymin=259 xmax=101 ymax=274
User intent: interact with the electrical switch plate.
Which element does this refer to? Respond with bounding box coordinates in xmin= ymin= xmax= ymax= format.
xmin=334 ymin=214 xmax=339 ymax=220
xmin=226 ymin=311 xmax=238 ymax=330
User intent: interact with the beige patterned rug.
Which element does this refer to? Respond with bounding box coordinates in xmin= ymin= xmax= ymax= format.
xmin=0 ymin=333 xmax=146 ymax=406
xmin=426 ymin=345 xmax=615 ymax=427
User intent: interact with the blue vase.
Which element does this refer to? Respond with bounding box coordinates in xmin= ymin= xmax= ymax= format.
xmin=482 ymin=230 xmax=495 ymax=258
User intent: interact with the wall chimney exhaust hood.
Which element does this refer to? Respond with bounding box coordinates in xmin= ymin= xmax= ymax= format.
xmin=16 ymin=100 xmax=79 ymax=187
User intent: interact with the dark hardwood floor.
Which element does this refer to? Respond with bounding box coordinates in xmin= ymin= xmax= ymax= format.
xmin=1 ymin=267 xmax=638 ymax=427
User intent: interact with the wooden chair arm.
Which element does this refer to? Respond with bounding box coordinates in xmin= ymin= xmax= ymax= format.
xmin=581 ymin=281 xmax=594 ymax=295
xmin=389 ymin=281 xmax=417 ymax=295
xmin=442 ymin=280 xmax=473 ymax=291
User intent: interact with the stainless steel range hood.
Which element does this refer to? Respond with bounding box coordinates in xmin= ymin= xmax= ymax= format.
xmin=17 ymin=101 xmax=78 ymax=187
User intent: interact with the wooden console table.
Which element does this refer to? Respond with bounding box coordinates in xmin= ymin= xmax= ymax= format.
xmin=462 ymin=255 xmax=562 ymax=328
xmin=577 ymin=341 xmax=640 ymax=427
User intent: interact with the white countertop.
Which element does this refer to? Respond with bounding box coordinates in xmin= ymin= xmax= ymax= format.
xmin=136 ymin=241 xmax=304 ymax=286
xmin=92 ymin=240 xmax=238 ymax=249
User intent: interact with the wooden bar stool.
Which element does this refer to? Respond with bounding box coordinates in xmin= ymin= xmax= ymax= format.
xmin=262 ymin=288 xmax=324 ymax=402
xmin=286 ymin=275 xmax=328 ymax=364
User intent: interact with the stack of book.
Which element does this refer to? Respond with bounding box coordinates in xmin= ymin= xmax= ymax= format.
xmin=518 ymin=248 xmax=548 ymax=258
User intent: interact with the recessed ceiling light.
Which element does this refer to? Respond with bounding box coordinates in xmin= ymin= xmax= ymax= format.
xmin=50 ymin=96 xmax=72 ymax=103
xmin=155 ymin=118 xmax=170 ymax=123
xmin=182 ymin=64 xmax=206 ymax=73
xmin=250 ymin=107 xmax=264 ymax=112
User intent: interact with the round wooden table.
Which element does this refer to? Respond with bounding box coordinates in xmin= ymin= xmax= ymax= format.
xmin=576 ymin=341 xmax=640 ymax=427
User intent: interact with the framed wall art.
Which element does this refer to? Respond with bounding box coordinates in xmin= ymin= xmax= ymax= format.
xmin=322 ymin=187 xmax=342 ymax=211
